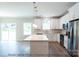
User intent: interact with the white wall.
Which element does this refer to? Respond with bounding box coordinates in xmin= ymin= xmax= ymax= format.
xmin=0 ymin=17 xmax=34 ymax=41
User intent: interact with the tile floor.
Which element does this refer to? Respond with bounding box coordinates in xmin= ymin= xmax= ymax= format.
xmin=0 ymin=41 xmax=70 ymax=57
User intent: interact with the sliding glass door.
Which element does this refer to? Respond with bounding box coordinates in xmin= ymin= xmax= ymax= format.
xmin=1 ymin=23 xmax=16 ymax=41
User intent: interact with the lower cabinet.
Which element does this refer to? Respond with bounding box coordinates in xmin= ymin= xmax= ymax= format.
xmin=64 ymin=36 xmax=68 ymax=49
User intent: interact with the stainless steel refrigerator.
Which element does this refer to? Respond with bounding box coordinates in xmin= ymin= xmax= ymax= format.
xmin=68 ymin=19 xmax=79 ymax=56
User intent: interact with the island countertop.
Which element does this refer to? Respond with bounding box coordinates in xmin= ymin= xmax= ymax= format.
xmin=24 ymin=35 xmax=48 ymax=41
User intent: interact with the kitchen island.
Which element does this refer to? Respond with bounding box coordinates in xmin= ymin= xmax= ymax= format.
xmin=24 ymin=35 xmax=49 ymax=57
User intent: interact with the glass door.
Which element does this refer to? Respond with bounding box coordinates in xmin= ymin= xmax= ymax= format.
xmin=1 ymin=23 xmax=16 ymax=41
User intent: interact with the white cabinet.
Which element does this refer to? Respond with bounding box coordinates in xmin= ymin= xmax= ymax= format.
xmin=69 ymin=3 xmax=79 ymax=20
xmin=34 ymin=19 xmax=42 ymax=29
xmin=64 ymin=36 xmax=68 ymax=49
xmin=74 ymin=3 xmax=79 ymax=19
xmin=50 ymin=19 xmax=62 ymax=29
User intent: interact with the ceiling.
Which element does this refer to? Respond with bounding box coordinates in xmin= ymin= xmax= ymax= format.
xmin=0 ymin=2 xmax=76 ymax=17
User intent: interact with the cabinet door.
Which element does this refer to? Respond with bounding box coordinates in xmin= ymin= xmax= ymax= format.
xmin=50 ymin=19 xmax=60 ymax=29
xmin=77 ymin=21 xmax=79 ymax=56
xmin=74 ymin=3 xmax=79 ymax=19
xmin=64 ymin=36 xmax=68 ymax=49
xmin=34 ymin=19 xmax=42 ymax=29
xmin=50 ymin=19 xmax=55 ymax=29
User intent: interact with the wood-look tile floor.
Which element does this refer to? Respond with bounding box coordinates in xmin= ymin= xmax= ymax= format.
xmin=0 ymin=41 xmax=30 ymax=57
xmin=0 ymin=41 xmax=70 ymax=57
xmin=49 ymin=42 xmax=70 ymax=57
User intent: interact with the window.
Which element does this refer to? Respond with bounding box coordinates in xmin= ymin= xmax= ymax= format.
xmin=1 ymin=23 xmax=16 ymax=41
xmin=23 ymin=23 xmax=32 ymax=35
xmin=42 ymin=18 xmax=50 ymax=30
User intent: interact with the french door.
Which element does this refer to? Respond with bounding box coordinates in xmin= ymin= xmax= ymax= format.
xmin=1 ymin=23 xmax=16 ymax=41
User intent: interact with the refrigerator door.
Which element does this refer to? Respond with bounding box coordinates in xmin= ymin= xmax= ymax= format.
xmin=73 ymin=21 xmax=78 ymax=56
xmin=68 ymin=21 xmax=78 ymax=56
xmin=68 ymin=22 xmax=73 ymax=56
xmin=76 ymin=21 xmax=79 ymax=56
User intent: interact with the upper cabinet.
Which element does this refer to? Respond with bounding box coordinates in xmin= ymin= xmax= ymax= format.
xmin=68 ymin=3 xmax=79 ymax=20
xmin=33 ymin=19 xmax=42 ymax=29
xmin=74 ymin=3 xmax=79 ymax=19
xmin=60 ymin=3 xmax=79 ymax=29
xmin=33 ymin=18 xmax=62 ymax=30
xmin=50 ymin=18 xmax=62 ymax=29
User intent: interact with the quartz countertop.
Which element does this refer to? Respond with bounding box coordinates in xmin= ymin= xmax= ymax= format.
xmin=23 ymin=35 xmax=49 ymax=41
